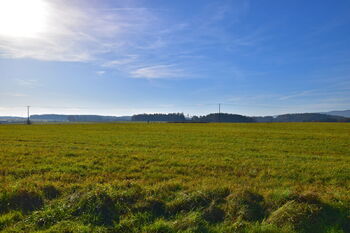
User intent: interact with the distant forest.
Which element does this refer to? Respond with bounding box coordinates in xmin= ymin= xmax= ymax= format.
xmin=131 ymin=113 xmax=186 ymax=122
xmin=1 ymin=112 xmax=350 ymax=124
xmin=192 ymin=113 xmax=254 ymax=123
xmin=131 ymin=113 xmax=350 ymax=123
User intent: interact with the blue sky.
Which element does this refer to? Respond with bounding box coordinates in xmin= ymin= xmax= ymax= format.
xmin=0 ymin=0 xmax=350 ymax=116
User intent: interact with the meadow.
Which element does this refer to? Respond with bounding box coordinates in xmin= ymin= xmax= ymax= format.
xmin=0 ymin=123 xmax=349 ymax=233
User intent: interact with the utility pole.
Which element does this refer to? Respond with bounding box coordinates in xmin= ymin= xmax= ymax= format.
xmin=26 ymin=106 xmax=31 ymax=125
xmin=218 ymin=103 xmax=221 ymax=123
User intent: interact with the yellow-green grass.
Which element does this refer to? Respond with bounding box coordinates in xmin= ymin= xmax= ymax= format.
xmin=0 ymin=123 xmax=349 ymax=232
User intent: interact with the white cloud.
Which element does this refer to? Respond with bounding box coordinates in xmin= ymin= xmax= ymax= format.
xmin=279 ymin=91 xmax=314 ymax=100
xmin=0 ymin=0 xmax=261 ymax=80
xmin=96 ymin=71 xmax=105 ymax=76
xmin=0 ymin=1 xmax=156 ymax=62
xmin=130 ymin=65 xmax=185 ymax=79
xmin=102 ymin=55 xmax=139 ymax=67
xmin=0 ymin=1 xmax=193 ymax=80
xmin=15 ymin=79 xmax=40 ymax=87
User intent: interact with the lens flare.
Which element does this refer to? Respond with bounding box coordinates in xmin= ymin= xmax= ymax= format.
xmin=0 ymin=0 xmax=48 ymax=38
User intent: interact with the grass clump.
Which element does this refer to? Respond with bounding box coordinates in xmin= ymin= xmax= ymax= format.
xmin=202 ymin=202 xmax=225 ymax=223
xmin=267 ymin=200 xmax=322 ymax=231
xmin=1 ymin=190 xmax=44 ymax=213
xmin=115 ymin=212 xmax=154 ymax=232
xmin=167 ymin=187 xmax=230 ymax=215
xmin=225 ymin=190 xmax=265 ymax=222
xmin=40 ymin=220 xmax=97 ymax=233
xmin=149 ymin=182 xmax=183 ymax=200
xmin=202 ymin=187 xmax=231 ymax=202
xmin=29 ymin=201 xmax=72 ymax=228
xmin=173 ymin=211 xmax=209 ymax=233
xmin=295 ymin=191 xmax=321 ymax=204
xmin=141 ymin=219 xmax=175 ymax=233
xmin=245 ymin=222 xmax=296 ymax=233
xmin=42 ymin=185 xmax=61 ymax=200
xmin=167 ymin=192 xmax=210 ymax=215
xmin=113 ymin=183 xmax=144 ymax=205
xmin=265 ymin=189 xmax=296 ymax=211
xmin=72 ymin=189 xmax=120 ymax=226
xmin=133 ymin=197 xmax=166 ymax=217
xmin=0 ymin=211 xmax=23 ymax=230
xmin=0 ymin=193 xmax=8 ymax=213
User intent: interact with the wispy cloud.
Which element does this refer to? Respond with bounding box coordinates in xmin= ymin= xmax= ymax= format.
xmin=0 ymin=0 xmax=269 ymax=80
xmin=0 ymin=1 xmax=157 ymax=62
xmin=278 ymin=90 xmax=314 ymax=100
xmin=15 ymin=79 xmax=39 ymax=88
xmin=0 ymin=92 xmax=28 ymax=97
xmin=130 ymin=65 xmax=185 ymax=79
xmin=96 ymin=71 xmax=105 ymax=76
xmin=102 ymin=55 xmax=139 ymax=68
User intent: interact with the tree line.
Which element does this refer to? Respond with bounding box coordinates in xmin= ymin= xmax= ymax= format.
xmin=131 ymin=113 xmax=350 ymax=123
xmin=131 ymin=113 xmax=186 ymax=122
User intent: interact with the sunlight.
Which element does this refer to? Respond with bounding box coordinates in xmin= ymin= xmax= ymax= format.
xmin=0 ymin=0 xmax=48 ymax=38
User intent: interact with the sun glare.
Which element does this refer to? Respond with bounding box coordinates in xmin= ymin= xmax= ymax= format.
xmin=0 ymin=0 xmax=48 ymax=38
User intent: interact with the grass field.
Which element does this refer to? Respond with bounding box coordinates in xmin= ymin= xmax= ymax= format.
xmin=0 ymin=123 xmax=349 ymax=232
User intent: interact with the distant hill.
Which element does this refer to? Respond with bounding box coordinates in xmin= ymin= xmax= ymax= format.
xmin=1 ymin=111 xmax=349 ymax=123
xmin=30 ymin=114 xmax=69 ymax=122
xmin=321 ymin=110 xmax=350 ymax=118
xmin=67 ymin=115 xmax=131 ymax=122
xmin=253 ymin=113 xmax=349 ymax=123
xmin=30 ymin=114 xmax=131 ymax=122
xmin=253 ymin=116 xmax=275 ymax=123
xmin=0 ymin=116 xmax=25 ymax=122
xmin=0 ymin=115 xmax=132 ymax=122
xmin=274 ymin=113 xmax=348 ymax=122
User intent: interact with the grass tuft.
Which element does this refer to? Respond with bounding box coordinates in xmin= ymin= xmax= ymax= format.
xmin=0 ymin=211 xmax=23 ymax=230
xmin=225 ymin=190 xmax=265 ymax=222
xmin=173 ymin=211 xmax=209 ymax=232
xmin=202 ymin=202 xmax=225 ymax=223
xmin=167 ymin=188 xmax=230 ymax=215
xmin=72 ymin=189 xmax=119 ymax=226
xmin=133 ymin=197 xmax=166 ymax=217
xmin=267 ymin=200 xmax=322 ymax=231
xmin=6 ymin=190 xmax=44 ymax=213
xmin=42 ymin=185 xmax=61 ymax=200
xmin=142 ymin=219 xmax=174 ymax=233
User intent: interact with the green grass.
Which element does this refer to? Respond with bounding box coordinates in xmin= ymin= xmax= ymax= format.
xmin=0 ymin=123 xmax=349 ymax=232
